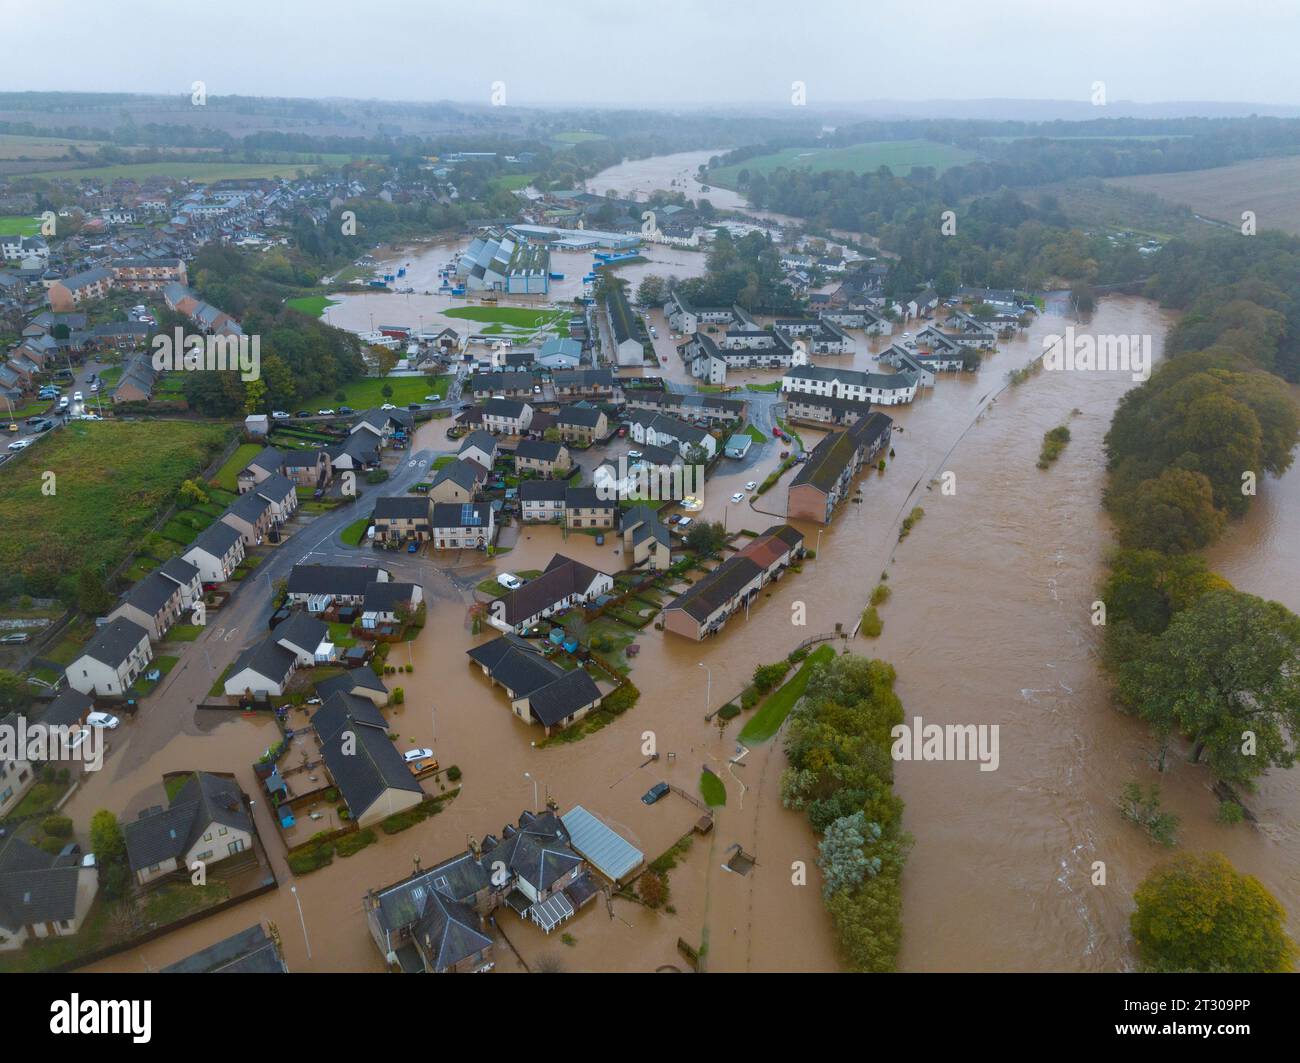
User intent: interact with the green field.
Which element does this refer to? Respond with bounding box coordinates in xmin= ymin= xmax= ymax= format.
xmin=23 ymin=160 xmax=324 ymax=183
xmin=708 ymin=139 xmax=979 ymax=188
xmin=738 ymin=644 xmax=836 ymax=745
xmin=0 ymin=133 xmax=106 ymax=160
xmin=304 ymin=373 xmax=450 ymax=409
xmin=0 ymin=215 xmax=41 ymax=237
xmin=212 ymin=442 xmax=265 ymax=491
xmin=0 ymin=420 xmax=232 ymax=591
xmin=286 ymin=294 xmax=341 ymax=318
xmin=554 ymin=131 xmax=607 ymax=144
xmin=442 ymin=305 xmax=569 ymax=330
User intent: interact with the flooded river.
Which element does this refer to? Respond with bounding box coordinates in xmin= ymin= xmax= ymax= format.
xmin=82 ymin=157 xmax=1300 ymax=975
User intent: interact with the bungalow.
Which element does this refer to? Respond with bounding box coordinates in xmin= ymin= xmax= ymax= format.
xmin=787 ymin=412 xmax=893 ymax=525
xmin=123 ymin=772 xmax=253 ymax=886
xmin=486 ymin=554 xmax=613 ymax=634
xmin=361 ymin=582 xmax=423 ymax=630
xmin=108 ymin=570 xmax=186 ymax=641
xmin=66 ymin=617 xmax=152 ymax=697
xmin=467 ymin=635 xmax=605 ymax=735
xmin=664 ymin=525 xmax=805 ymax=639
xmin=554 ymin=404 xmax=607 ymax=443
xmin=184 ymin=521 xmax=246 ymax=584
xmin=429 ymin=457 xmax=488 ymax=503
xmin=430 ymin=501 xmax=495 ymax=550
xmin=372 ymin=496 xmax=432 ymax=542
xmin=0 ymin=835 xmax=99 ymax=952
xmin=514 ymin=438 xmax=571 ymax=476
xmin=481 ymin=398 xmax=534 ymax=436
xmin=315 ymin=666 xmax=389 ymax=708
xmin=222 ymin=636 xmax=297 ymax=698
xmin=286 ymin=564 xmax=391 ymax=610
xmin=457 ymin=430 xmax=499 ymax=470
xmin=271 ymin=613 xmax=334 ymax=666
xmin=314 ymin=693 xmax=423 ymax=828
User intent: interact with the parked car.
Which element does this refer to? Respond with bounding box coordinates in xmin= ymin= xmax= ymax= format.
xmin=423 ymin=395 xmax=441 ymax=403
xmin=380 ymin=403 xmax=397 ymax=410
xmin=627 ymin=450 xmax=642 ymax=459
xmin=86 ymin=712 xmax=120 ymax=729
xmin=0 ymin=632 xmax=30 ymax=644
xmin=594 ymin=533 xmax=605 ymax=546
xmin=403 ymin=748 xmax=434 ymax=763
xmin=730 ymin=492 xmax=745 ymax=503
xmin=408 ymin=403 xmax=421 ymax=411
xmin=338 ymin=405 xmax=354 ymax=415
xmin=677 ymin=516 xmax=693 ymax=527
xmin=73 ymin=391 xmax=84 ymax=402
xmin=272 ymin=410 xmax=290 ymax=420
xmin=5 ymin=422 xmax=17 ymax=433
xmin=295 ymin=410 xmax=311 ymax=418
xmin=744 ymin=481 xmax=758 ymax=491
xmin=407 ymin=540 xmax=419 ymax=553
xmin=316 ymin=408 xmax=335 ymax=416
xmin=497 ymin=573 xmax=523 ymax=590
xmin=7 ymin=439 xmax=32 ymax=451
xmin=641 ymin=782 xmax=670 ymax=805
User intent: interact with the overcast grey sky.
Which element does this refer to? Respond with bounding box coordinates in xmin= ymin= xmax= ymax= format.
xmin=7 ymin=0 xmax=1299 ymax=107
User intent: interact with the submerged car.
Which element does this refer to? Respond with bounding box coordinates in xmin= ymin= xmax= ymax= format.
xmin=744 ymin=481 xmax=758 ymax=491
xmin=403 ymin=748 xmax=434 ymax=763
xmin=730 ymin=492 xmax=745 ymax=503
xmin=641 ymin=782 xmax=670 ymax=805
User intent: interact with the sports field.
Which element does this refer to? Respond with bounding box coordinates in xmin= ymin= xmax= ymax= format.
xmin=23 ymin=160 xmax=325 ymax=182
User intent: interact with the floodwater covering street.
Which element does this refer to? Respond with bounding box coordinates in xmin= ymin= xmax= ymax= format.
xmin=83 ymin=156 xmax=1300 ymax=975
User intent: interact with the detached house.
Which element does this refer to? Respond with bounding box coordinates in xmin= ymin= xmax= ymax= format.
xmin=428 ymin=457 xmax=488 ymax=504
xmin=0 ymin=835 xmax=99 ymax=952
xmin=66 ymin=617 xmax=152 ymax=697
xmin=123 ymin=772 xmax=253 ymax=886
xmin=223 ymin=614 xmax=333 ymax=698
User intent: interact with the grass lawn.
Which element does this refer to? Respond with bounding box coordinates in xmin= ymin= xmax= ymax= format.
xmin=708 ymin=139 xmax=979 ymax=188
xmin=443 ymin=305 xmax=569 ymax=330
xmin=166 ymin=624 xmax=203 ymax=642
xmin=0 ymin=420 xmax=232 ymax=590
xmin=340 ymin=515 xmax=372 ymax=546
xmin=738 ymin=644 xmax=836 ymax=745
xmin=286 ymin=294 xmax=341 ymax=318
xmin=303 ymin=374 xmax=448 ymax=409
xmin=431 ymin=455 xmax=456 ymax=471
xmin=700 ymin=769 xmax=727 ymax=807
xmin=328 ymin=621 xmax=358 ymax=648
xmin=212 ymin=442 xmax=263 ymax=490
xmin=745 ymin=381 xmax=783 ymax=392
xmin=0 ymin=214 xmax=41 ymax=236
xmin=744 ymin=424 xmax=767 ymax=443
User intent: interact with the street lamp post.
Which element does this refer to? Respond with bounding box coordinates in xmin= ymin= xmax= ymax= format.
xmin=289 ymin=884 xmax=311 ymax=960
xmin=698 ymin=661 xmax=711 ymax=715
xmin=524 ymin=771 xmax=539 ymax=811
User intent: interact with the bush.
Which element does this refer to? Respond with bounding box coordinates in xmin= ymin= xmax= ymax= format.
xmin=752 ymin=660 xmax=792 ymax=694
xmin=366 ymin=469 xmax=390 ymax=485
xmin=602 ymin=682 xmax=640 ymax=715
xmin=718 ymin=703 xmax=740 ymax=720
xmin=638 ymin=869 xmax=669 ymax=909
xmin=287 ymin=843 xmax=334 ymax=874
xmin=42 ymin=814 xmax=74 ymax=838
xmin=740 ymin=686 xmax=760 ymax=710
xmin=870 ymin=584 xmax=891 ymax=607
xmin=859 ymin=607 xmax=883 ymax=638
xmin=446 ymin=765 xmax=462 ymax=782
xmin=336 ymin=829 xmax=377 ymax=857
xmin=1216 ymin=800 xmax=1245 ymax=825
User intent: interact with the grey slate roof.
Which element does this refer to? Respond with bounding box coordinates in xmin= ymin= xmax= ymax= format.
xmin=161 ymin=923 xmax=287 ymax=973
xmin=0 ymin=836 xmax=83 ymax=930
xmin=123 ymin=772 xmax=252 ymax=872
xmin=77 ymin=616 xmax=148 ymax=669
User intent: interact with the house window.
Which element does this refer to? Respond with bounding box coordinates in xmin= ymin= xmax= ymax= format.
xmin=218 ymin=826 xmax=228 ymax=836
xmin=228 ymin=838 xmax=245 ymax=856
xmin=148 ymin=864 xmax=160 ymax=873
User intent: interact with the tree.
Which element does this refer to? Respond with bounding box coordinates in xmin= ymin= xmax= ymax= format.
xmin=1116 ymin=467 xmax=1225 ymax=553
xmin=178 ymin=479 xmax=210 ymax=508
xmin=818 ymin=810 xmax=873 ymax=899
xmin=1131 ymin=852 xmax=1296 ymax=972
xmin=1118 ymin=590 xmax=1300 ymax=781
xmin=76 ymin=567 xmax=113 ymax=615
xmin=0 ymin=668 xmax=32 ymax=714
xmin=684 ymin=520 xmax=727 ymax=556
xmin=90 ymin=809 xmax=131 ymax=900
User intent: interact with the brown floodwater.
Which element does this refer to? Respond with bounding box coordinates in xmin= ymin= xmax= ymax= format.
xmin=79 ymin=157 xmax=1300 ymax=975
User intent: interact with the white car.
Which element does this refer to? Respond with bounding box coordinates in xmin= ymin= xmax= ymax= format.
xmin=73 ymin=391 xmax=84 ymax=402
xmin=381 ymin=403 xmax=397 ymax=410
xmin=316 ymin=408 xmax=335 ymax=416
xmin=90 ymin=381 xmax=100 ymax=393
xmin=403 ymin=748 xmax=434 ymax=763
xmin=424 ymin=395 xmax=441 ymax=402
xmin=677 ymin=516 xmax=693 ymax=527
xmin=57 ymin=396 xmax=69 ymax=408
xmin=744 ymin=481 xmax=758 ymax=491
xmin=730 ymin=492 xmax=745 ymax=503
xmin=7 ymin=439 xmax=32 ymax=451
xmin=86 ymin=712 xmax=120 ymax=729
xmin=272 ymin=410 xmax=290 ymax=420
xmin=627 ymin=450 xmax=643 ymax=460
xmin=497 ymin=573 xmax=523 ymax=590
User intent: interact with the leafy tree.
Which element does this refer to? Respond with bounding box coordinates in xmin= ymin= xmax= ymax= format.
xmin=1116 ymin=467 xmax=1225 ymax=553
xmin=1119 ymin=590 xmax=1300 ymax=781
xmin=818 ymin=810 xmax=872 ymax=899
xmin=76 ymin=567 xmax=113 ymax=615
xmin=0 ymin=668 xmax=32 ymax=714
xmin=1131 ymin=852 xmax=1296 ymax=972
xmin=684 ymin=520 xmax=728 ymax=556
